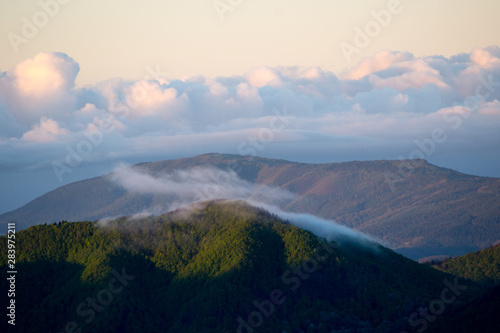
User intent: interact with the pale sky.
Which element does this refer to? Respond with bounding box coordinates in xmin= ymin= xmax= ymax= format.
xmin=1 ymin=0 xmax=500 ymax=214
xmin=1 ymin=0 xmax=499 ymax=85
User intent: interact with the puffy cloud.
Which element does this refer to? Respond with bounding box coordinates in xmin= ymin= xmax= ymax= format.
xmin=344 ymin=50 xmax=413 ymax=80
xmin=0 ymin=52 xmax=79 ymax=126
xmin=368 ymin=59 xmax=449 ymax=91
xmin=205 ymin=78 xmax=228 ymax=96
xmin=0 ymin=48 xmax=499 ymax=187
xmin=478 ymin=100 xmax=500 ymax=116
xmin=21 ymin=117 xmax=69 ymax=143
xmin=124 ymin=80 xmax=183 ymax=117
xmin=470 ymin=46 xmax=500 ymax=69
xmin=298 ymin=67 xmax=324 ymax=80
xmin=12 ymin=52 xmax=78 ymax=97
xmin=245 ymin=67 xmax=281 ymax=87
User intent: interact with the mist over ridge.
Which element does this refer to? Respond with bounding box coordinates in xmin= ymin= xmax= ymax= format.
xmin=106 ymin=164 xmax=376 ymax=246
xmin=2 ymin=153 xmax=498 ymax=260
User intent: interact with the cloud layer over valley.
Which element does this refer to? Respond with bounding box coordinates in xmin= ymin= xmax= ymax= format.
xmin=108 ymin=165 xmax=375 ymax=245
xmin=109 ymin=165 xmax=295 ymax=213
xmin=1 ymin=47 xmax=500 ymax=212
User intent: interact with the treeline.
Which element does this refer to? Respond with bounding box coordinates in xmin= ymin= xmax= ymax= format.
xmin=432 ymin=244 xmax=500 ymax=286
xmin=0 ymin=201 xmax=480 ymax=333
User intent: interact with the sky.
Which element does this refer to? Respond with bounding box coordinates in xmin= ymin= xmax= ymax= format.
xmin=0 ymin=0 xmax=500 ymax=214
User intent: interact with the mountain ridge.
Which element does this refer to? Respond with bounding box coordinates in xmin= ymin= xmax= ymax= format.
xmin=2 ymin=153 xmax=499 ymax=260
xmin=1 ymin=200 xmax=485 ymax=333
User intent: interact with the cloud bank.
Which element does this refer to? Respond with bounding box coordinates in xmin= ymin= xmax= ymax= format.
xmin=1 ymin=47 xmax=500 ymax=182
xmin=108 ymin=165 xmax=375 ymax=244
xmin=256 ymin=204 xmax=378 ymax=245
xmin=109 ymin=165 xmax=295 ymax=212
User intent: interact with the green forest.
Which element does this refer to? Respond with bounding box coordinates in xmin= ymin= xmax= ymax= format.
xmin=432 ymin=244 xmax=500 ymax=286
xmin=3 ymin=153 xmax=499 ymax=261
xmin=0 ymin=200 xmax=496 ymax=332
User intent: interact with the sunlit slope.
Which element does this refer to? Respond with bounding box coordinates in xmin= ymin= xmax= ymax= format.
xmin=0 ymin=201 xmax=470 ymax=333
xmin=1 ymin=153 xmax=499 ymax=259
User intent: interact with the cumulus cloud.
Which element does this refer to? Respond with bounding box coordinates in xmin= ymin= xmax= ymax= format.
xmin=12 ymin=52 xmax=78 ymax=96
xmin=245 ymin=67 xmax=282 ymax=87
xmin=368 ymin=58 xmax=449 ymax=91
xmin=0 ymin=47 xmax=499 ymax=185
xmin=344 ymin=50 xmax=413 ymax=80
xmin=470 ymin=46 xmax=500 ymax=69
xmin=124 ymin=81 xmax=184 ymax=117
xmin=0 ymin=52 xmax=79 ymax=126
xmin=21 ymin=117 xmax=69 ymax=143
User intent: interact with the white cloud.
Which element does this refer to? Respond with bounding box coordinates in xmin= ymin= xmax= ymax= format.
xmin=0 ymin=52 xmax=79 ymax=126
xmin=109 ymin=165 xmax=295 ymax=212
xmin=107 ymin=165 xmax=376 ymax=245
xmin=367 ymin=59 xmax=449 ymax=91
xmin=245 ymin=67 xmax=281 ymax=87
xmin=125 ymin=81 xmax=180 ymax=116
xmin=258 ymin=204 xmax=378 ymax=245
xmin=0 ymin=48 xmax=498 ymax=182
xmin=12 ymin=53 xmax=77 ymax=97
xmin=21 ymin=117 xmax=69 ymax=143
xmin=298 ymin=67 xmax=324 ymax=80
xmin=478 ymin=100 xmax=500 ymax=115
xmin=344 ymin=50 xmax=413 ymax=80
xmin=236 ymin=82 xmax=260 ymax=100
xmin=205 ymin=78 xmax=228 ymax=96
xmin=470 ymin=46 xmax=500 ymax=69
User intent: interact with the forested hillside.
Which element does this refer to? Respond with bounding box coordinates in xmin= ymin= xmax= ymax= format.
xmin=1 ymin=154 xmax=499 ymax=260
xmin=432 ymin=244 xmax=500 ymax=286
xmin=0 ymin=201 xmax=479 ymax=333
xmin=427 ymin=284 xmax=500 ymax=333
xmin=427 ymin=244 xmax=500 ymax=333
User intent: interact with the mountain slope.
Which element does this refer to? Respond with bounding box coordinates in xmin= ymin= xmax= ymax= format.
xmin=427 ymin=283 xmax=500 ymax=333
xmin=0 ymin=201 xmax=479 ymax=333
xmin=427 ymin=244 xmax=500 ymax=333
xmin=1 ymin=153 xmax=499 ymax=259
xmin=432 ymin=243 xmax=500 ymax=286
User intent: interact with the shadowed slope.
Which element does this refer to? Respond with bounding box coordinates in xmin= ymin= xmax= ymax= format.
xmin=1 ymin=153 xmax=499 ymax=259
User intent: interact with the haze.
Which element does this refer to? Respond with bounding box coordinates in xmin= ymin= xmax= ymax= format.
xmin=0 ymin=0 xmax=499 ymax=213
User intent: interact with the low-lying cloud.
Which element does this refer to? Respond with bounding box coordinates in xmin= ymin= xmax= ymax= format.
xmin=108 ymin=165 xmax=375 ymax=245
xmin=109 ymin=165 xmax=295 ymax=212
xmin=1 ymin=47 xmax=500 ymax=213
xmin=253 ymin=202 xmax=378 ymax=245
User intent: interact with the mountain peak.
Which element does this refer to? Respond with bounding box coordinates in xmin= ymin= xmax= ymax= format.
xmin=1 ymin=155 xmax=499 ymax=260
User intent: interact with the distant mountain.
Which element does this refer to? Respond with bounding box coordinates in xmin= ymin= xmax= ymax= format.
xmin=0 ymin=201 xmax=483 ymax=333
xmin=1 ymin=153 xmax=499 ymax=260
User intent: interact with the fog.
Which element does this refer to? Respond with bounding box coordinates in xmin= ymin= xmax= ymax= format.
xmin=108 ymin=165 xmax=377 ymax=245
